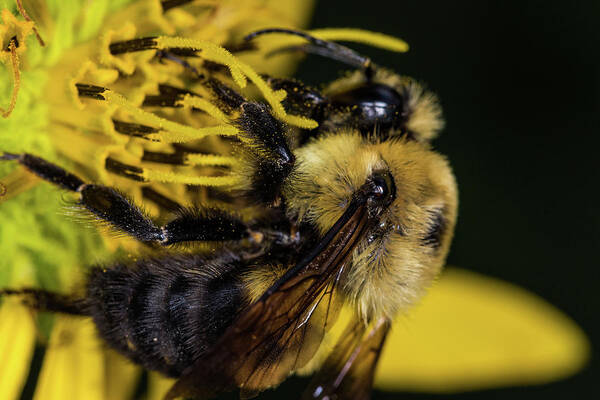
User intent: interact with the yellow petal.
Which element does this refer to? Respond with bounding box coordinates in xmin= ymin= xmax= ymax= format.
xmin=147 ymin=372 xmax=175 ymax=400
xmin=0 ymin=167 xmax=40 ymax=203
xmin=375 ymin=267 xmax=590 ymax=392
xmin=0 ymin=298 xmax=37 ymax=400
xmin=105 ymin=349 xmax=141 ymax=400
xmin=265 ymin=0 xmax=316 ymax=28
xmin=34 ymin=316 xmax=104 ymax=400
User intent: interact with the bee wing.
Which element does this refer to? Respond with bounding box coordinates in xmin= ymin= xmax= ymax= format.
xmin=302 ymin=317 xmax=390 ymax=400
xmin=165 ymin=199 xmax=370 ymax=400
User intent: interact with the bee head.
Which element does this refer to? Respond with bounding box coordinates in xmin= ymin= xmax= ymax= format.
xmin=284 ymin=131 xmax=457 ymax=321
xmin=323 ymin=68 xmax=445 ymax=143
xmin=244 ymin=28 xmax=443 ymax=143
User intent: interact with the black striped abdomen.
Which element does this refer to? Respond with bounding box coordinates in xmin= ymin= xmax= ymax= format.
xmin=85 ymin=253 xmax=245 ymax=376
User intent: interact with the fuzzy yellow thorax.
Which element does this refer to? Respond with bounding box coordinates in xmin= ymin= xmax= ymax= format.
xmin=284 ymin=132 xmax=458 ymax=321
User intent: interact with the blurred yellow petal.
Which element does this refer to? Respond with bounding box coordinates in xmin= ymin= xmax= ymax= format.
xmin=375 ymin=267 xmax=590 ymax=392
xmin=147 ymin=372 xmax=175 ymax=400
xmin=105 ymin=349 xmax=141 ymax=400
xmin=0 ymin=298 xmax=37 ymax=400
xmin=265 ymin=0 xmax=315 ymax=27
xmin=33 ymin=316 xmax=104 ymax=400
xmin=0 ymin=166 xmax=39 ymax=203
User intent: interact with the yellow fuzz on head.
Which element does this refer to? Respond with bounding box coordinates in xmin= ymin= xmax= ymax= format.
xmin=324 ymin=69 xmax=445 ymax=142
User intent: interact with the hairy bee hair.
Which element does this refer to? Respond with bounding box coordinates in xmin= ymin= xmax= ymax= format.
xmin=324 ymin=68 xmax=445 ymax=142
xmin=282 ymin=131 xmax=457 ymax=321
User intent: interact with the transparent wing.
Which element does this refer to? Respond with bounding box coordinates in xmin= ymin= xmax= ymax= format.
xmin=303 ymin=317 xmax=390 ymax=400
xmin=165 ymin=200 xmax=369 ymax=400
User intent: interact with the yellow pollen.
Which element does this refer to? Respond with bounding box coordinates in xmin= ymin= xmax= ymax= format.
xmin=102 ymin=90 xmax=239 ymax=142
xmin=0 ymin=40 xmax=19 ymax=119
xmin=141 ymin=170 xmax=240 ymax=187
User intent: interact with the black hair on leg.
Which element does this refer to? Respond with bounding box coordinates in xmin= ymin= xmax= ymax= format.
xmin=1 ymin=153 xmax=84 ymax=191
xmin=264 ymin=76 xmax=325 ymax=118
xmin=1 ymin=153 xmax=250 ymax=245
xmin=234 ymin=102 xmax=296 ymax=204
xmin=0 ymin=288 xmax=88 ymax=315
xmin=236 ymin=102 xmax=294 ymax=165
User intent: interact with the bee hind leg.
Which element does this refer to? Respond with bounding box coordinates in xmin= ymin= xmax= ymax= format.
xmin=1 ymin=153 xmax=250 ymax=245
xmin=0 ymin=288 xmax=89 ymax=315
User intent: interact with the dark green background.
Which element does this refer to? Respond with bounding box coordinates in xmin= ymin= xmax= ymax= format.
xmin=291 ymin=0 xmax=599 ymax=399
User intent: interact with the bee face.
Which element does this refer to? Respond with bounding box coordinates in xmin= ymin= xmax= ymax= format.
xmin=284 ymin=131 xmax=458 ymax=321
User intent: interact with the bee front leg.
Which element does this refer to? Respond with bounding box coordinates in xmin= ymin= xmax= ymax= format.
xmin=1 ymin=153 xmax=249 ymax=245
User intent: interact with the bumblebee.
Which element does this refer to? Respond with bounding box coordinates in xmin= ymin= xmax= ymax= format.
xmin=1 ymin=28 xmax=457 ymax=400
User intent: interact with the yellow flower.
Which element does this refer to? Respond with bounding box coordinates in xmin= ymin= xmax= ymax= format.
xmin=375 ymin=268 xmax=589 ymax=392
xmin=0 ymin=1 xmax=590 ymax=399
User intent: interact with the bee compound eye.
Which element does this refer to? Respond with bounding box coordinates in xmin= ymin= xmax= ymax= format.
xmin=369 ymin=173 xmax=396 ymax=202
xmin=371 ymin=176 xmax=388 ymax=198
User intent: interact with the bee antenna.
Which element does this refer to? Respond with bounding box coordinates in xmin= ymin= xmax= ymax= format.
xmin=244 ymin=28 xmax=375 ymax=75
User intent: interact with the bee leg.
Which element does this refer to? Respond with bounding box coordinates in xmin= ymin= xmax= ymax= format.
xmin=199 ymin=79 xmax=298 ymax=203
xmin=0 ymin=288 xmax=88 ymax=315
xmin=0 ymin=152 xmax=85 ymax=191
xmin=244 ymin=28 xmax=373 ymax=71
xmin=202 ymin=77 xmax=295 ymax=164
xmin=207 ymin=74 xmax=325 ymax=121
xmin=1 ymin=153 xmax=249 ymax=245
xmin=235 ymin=101 xmax=297 ymax=204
